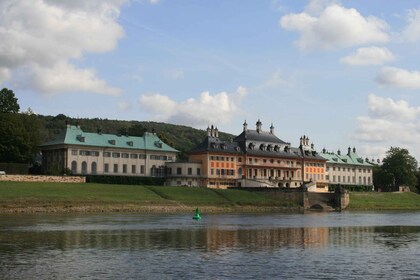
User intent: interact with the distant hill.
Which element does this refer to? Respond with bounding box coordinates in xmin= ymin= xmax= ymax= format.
xmin=37 ymin=114 xmax=234 ymax=159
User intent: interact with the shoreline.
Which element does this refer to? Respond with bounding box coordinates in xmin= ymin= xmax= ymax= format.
xmin=0 ymin=204 xmax=302 ymax=214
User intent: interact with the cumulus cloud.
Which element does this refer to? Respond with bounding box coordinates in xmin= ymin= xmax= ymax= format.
xmin=279 ymin=2 xmax=389 ymax=51
xmin=353 ymin=94 xmax=420 ymax=159
xmin=139 ymin=86 xmax=248 ymax=127
xmin=0 ymin=0 xmax=125 ymax=95
xmin=403 ymin=8 xmax=420 ymax=42
xmin=340 ymin=47 xmax=395 ymax=66
xmin=376 ymin=67 xmax=420 ymax=89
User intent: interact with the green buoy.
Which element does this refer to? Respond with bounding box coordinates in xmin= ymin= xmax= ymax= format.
xmin=192 ymin=208 xmax=201 ymax=220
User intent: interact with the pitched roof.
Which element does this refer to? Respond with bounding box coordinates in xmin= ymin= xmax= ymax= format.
xmin=320 ymin=149 xmax=374 ymax=167
xmin=40 ymin=125 xmax=179 ymax=153
xmin=234 ymin=130 xmax=288 ymax=145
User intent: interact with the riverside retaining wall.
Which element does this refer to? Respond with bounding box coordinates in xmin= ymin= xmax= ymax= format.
xmin=0 ymin=175 xmax=86 ymax=183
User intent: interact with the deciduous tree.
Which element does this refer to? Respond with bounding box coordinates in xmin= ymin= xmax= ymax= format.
xmin=0 ymin=88 xmax=20 ymax=113
xmin=380 ymin=147 xmax=418 ymax=192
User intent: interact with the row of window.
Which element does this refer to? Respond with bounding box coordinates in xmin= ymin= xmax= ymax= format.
xmin=210 ymin=156 xmax=235 ymax=162
xmin=104 ymin=163 xmax=146 ymax=174
xmin=305 ymin=162 xmax=324 ymax=167
xmin=210 ymin=169 xmax=236 ymax=176
xmin=305 ymin=173 xmax=324 ymax=181
xmin=328 ymin=166 xmax=371 ymax=173
xmin=167 ymin=167 xmax=201 ymax=176
xmin=72 ymin=150 xmax=172 ymax=161
xmin=328 ymin=175 xmax=371 ymax=184
xmin=246 ymin=168 xmax=298 ymax=179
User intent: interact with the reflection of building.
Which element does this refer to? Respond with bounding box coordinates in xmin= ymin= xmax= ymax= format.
xmin=167 ymin=120 xmax=327 ymax=190
xmin=320 ymin=147 xmax=374 ymax=187
xmin=41 ymin=124 xmax=178 ymax=176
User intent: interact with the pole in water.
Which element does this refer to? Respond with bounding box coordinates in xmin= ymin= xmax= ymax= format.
xmin=193 ymin=208 xmax=201 ymax=220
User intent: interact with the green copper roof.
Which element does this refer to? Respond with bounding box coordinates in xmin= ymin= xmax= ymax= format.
xmin=41 ymin=125 xmax=179 ymax=153
xmin=320 ymin=149 xmax=373 ymax=167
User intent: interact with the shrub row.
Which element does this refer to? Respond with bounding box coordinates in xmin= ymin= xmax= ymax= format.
xmin=329 ymin=184 xmax=373 ymax=192
xmin=85 ymin=175 xmax=165 ymax=186
xmin=0 ymin=162 xmax=28 ymax=174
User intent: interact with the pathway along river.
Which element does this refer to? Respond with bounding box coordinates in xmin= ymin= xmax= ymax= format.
xmin=1 ymin=211 xmax=420 ymax=279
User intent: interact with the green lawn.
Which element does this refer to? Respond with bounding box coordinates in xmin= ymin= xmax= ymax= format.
xmin=0 ymin=182 xmax=169 ymax=208
xmin=0 ymin=181 xmax=292 ymax=211
xmin=349 ymin=192 xmax=420 ymax=210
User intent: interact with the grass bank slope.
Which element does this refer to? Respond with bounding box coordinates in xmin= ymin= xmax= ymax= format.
xmin=349 ymin=192 xmax=420 ymax=210
xmin=0 ymin=182 xmax=297 ymax=213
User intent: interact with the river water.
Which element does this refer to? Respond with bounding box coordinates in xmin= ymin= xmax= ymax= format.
xmin=1 ymin=211 xmax=420 ymax=279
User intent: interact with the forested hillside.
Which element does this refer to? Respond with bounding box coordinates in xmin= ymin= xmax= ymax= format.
xmin=37 ymin=114 xmax=234 ymax=159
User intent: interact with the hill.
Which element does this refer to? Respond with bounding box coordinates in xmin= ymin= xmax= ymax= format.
xmin=37 ymin=114 xmax=234 ymax=159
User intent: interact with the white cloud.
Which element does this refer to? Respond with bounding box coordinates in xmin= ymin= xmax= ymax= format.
xmin=367 ymin=94 xmax=420 ymax=121
xmin=0 ymin=0 xmax=125 ymax=95
xmin=376 ymin=67 xmax=420 ymax=89
xmin=340 ymin=47 xmax=395 ymax=66
xmin=280 ymin=3 xmax=389 ymax=51
xmin=353 ymin=94 xmax=420 ymax=159
xmin=28 ymin=62 xmax=121 ymax=96
xmin=402 ymin=8 xmax=420 ymax=42
xmin=139 ymin=86 xmax=248 ymax=127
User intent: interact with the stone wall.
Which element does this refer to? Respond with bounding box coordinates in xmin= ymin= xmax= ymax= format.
xmin=0 ymin=175 xmax=86 ymax=183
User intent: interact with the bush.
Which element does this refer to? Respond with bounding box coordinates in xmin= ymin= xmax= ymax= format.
xmin=85 ymin=175 xmax=165 ymax=186
xmin=329 ymin=184 xmax=373 ymax=192
xmin=0 ymin=162 xmax=28 ymax=174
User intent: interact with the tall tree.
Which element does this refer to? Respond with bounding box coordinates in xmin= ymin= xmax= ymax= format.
xmin=380 ymin=147 xmax=418 ymax=191
xmin=0 ymin=88 xmax=20 ymax=113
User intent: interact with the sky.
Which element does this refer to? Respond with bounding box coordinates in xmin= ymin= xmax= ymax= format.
xmin=1 ymin=0 xmax=420 ymax=161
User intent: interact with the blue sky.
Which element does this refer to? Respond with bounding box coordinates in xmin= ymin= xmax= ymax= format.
xmin=2 ymin=0 xmax=420 ymax=160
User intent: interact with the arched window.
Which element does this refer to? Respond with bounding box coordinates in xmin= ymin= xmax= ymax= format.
xmin=82 ymin=161 xmax=87 ymax=175
xmin=71 ymin=161 xmax=77 ymax=174
xmin=91 ymin=162 xmax=97 ymax=174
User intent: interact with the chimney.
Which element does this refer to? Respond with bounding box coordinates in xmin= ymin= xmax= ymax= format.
xmin=243 ymin=120 xmax=248 ymax=132
xmin=337 ymin=149 xmax=341 ymax=155
xmin=353 ymin=147 xmax=356 ymax=153
xmin=256 ymin=119 xmax=262 ymax=133
xmin=207 ymin=126 xmax=211 ymax=137
xmin=300 ymin=136 xmax=303 ymax=147
xmin=211 ymin=125 xmax=214 ymax=137
xmin=322 ymin=148 xmax=326 ymax=153
xmin=270 ymin=123 xmax=274 ymax=134
xmin=348 ymin=146 xmax=351 ymax=155
xmin=215 ymin=127 xmax=219 ymax=138
xmin=311 ymin=143 xmax=314 ymax=150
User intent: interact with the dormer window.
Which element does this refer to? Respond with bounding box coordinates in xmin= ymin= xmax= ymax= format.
xmin=248 ymin=142 xmax=255 ymax=150
xmin=154 ymin=141 xmax=162 ymax=148
xmin=127 ymin=141 xmax=133 ymax=146
xmin=260 ymin=144 xmax=266 ymax=151
xmin=274 ymin=145 xmax=280 ymax=152
xmin=109 ymin=139 xmax=116 ymax=145
xmin=77 ymin=135 xmax=85 ymax=142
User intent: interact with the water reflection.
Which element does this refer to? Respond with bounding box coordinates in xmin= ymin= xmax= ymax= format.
xmin=2 ymin=225 xmax=419 ymax=254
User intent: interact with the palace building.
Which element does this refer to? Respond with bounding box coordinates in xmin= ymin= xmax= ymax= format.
xmin=165 ymin=120 xmax=328 ymax=191
xmin=320 ymin=147 xmax=374 ymax=188
xmin=40 ymin=124 xmax=179 ymax=176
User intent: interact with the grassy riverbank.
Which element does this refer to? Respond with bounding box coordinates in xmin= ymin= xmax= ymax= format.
xmin=349 ymin=192 xmax=420 ymax=210
xmin=0 ymin=181 xmax=298 ymax=213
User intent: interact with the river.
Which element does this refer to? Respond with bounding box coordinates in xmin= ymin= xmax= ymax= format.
xmin=1 ymin=211 xmax=420 ymax=279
